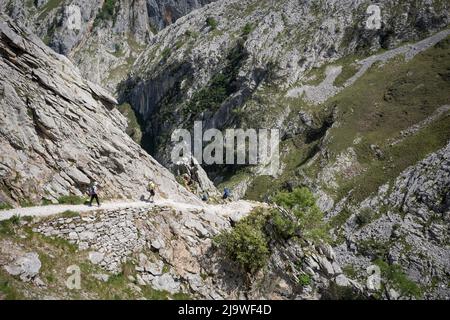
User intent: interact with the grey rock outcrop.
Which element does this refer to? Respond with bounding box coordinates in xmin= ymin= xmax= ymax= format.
xmin=334 ymin=142 xmax=450 ymax=299
xmin=174 ymin=155 xmax=219 ymax=197
xmin=0 ymin=15 xmax=197 ymax=207
xmin=2 ymin=0 xmax=216 ymax=91
xmin=4 ymin=252 xmax=42 ymax=282
xmin=147 ymin=0 xmax=216 ymax=31
xmin=120 ymin=0 xmax=449 ymax=178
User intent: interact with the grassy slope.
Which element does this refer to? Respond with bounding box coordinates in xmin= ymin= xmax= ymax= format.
xmin=244 ymin=36 xmax=450 ymax=207
xmin=324 ymin=36 xmax=450 ymax=204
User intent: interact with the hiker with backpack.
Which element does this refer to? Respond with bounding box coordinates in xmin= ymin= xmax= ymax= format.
xmin=88 ymin=182 xmax=101 ymax=207
xmin=223 ymin=187 xmax=232 ymax=201
xmin=147 ymin=180 xmax=156 ymax=203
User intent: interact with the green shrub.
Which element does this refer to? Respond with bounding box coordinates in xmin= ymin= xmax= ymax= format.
xmin=10 ymin=214 xmax=21 ymax=225
xmin=42 ymin=199 xmax=53 ymax=206
xmin=117 ymin=103 xmax=142 ymax=144
xmin=342 ymin=265 xmax=358 ymax=278
xmin=60 ymin=210 xmax=80 ymax=219
xmin=242 ymin=23 xmax=254 ymax=37
xmin=22 ymin=216 xmax=33 ymax=223
xmin=215 ymin=187 xmax=328 ymax=275
xmin=273 ymin=187 xmax=316 ymax=210
xmin=19 ymin=200 xmax=34 ymax=208
xmin=0 ymin=203 xmax=12 ymax=211
xmin=58 ymin=195 xmax=86 ymax=205
xmin=298 ymin=274 xmax=311 ymax=287
xmin=94 ymin=0 xmax=119 ymax=27
xmin=185 ymin=30 xmax=199 ymax=38
xmin=375 ymin=259 xmax=422 ymax=299
xmin=214 ymin=210 xmax=270 ymax=274
xmin=206 ymin=17 xmax=218 ymax=30
xmin=273 ymin=188 xmax=329 ymax=242
xmin=185 ymin=42 xmax=247 ymax=116
xmin=271 ymin=210 xmax=297 ymax=240
xmin=0 ymin=215 xmax=21 ymax=236
xmin=161 ymin=47 xmax=171 ymax=60
xmin=355 ymin=208 xmax=374 ymax=227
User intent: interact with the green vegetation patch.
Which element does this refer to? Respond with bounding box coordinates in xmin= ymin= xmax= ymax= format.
xmin=38 ymin=0 xmax=63 ymax=20
xmin=215 ymin=188 xmax=328 ymax=274
xmin=321 ymin=36 xmax=450 ymax=204
xmin=273 ymin=187 xmax=329 ymax=242
xmin=0 ymin=215 xmax=21 ymax=236
xmin=94 ymin=0 xmax=120 ymax=28
xmin=206 ymin=17 xmax=218 ymax=30
xmin=0 ymin=202 xmax=13 ymax=211
xmin=58 ymin=195 xmax=86 ymax=205
xmin=375 ymin=259 xmax=423 ymax=299
xmin=184 ymin=41 xmax=248 ymax=117
xmin=0 ymin=269 xmax=23 ymax=300
xmin=297 ymin=274 xmax=311 ymax=287
xmin=117 ymin=103 xmax=143 ymax=144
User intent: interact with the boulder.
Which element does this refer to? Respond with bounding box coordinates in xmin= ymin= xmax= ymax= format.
xmin=4 ymin=252 xmax=41 ymax=282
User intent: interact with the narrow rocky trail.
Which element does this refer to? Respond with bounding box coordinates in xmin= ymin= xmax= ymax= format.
xmin=0 ymin=198 xmax=260 ymax=222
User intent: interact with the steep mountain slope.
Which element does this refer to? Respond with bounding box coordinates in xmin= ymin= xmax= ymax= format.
xmin=0 ymin=15 xmax=361 ymax=299
xmin=112 ymin=0 xmax=450 ymax=299
xmin=1 ymin=0 xmax=216 ymax=91
xmin=0 ymin=0 xmax=449 ymax=301
xmin=120 ymin=0 xmax=448 ymax=172
xmin=0 ymin=14 xmax=196 ymax=207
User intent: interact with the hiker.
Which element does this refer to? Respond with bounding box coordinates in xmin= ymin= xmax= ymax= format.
xmin=201 ymin=193 xmax=209 ymax=202
xmin=88 ymin=182 xmax=101 ymax=207
xmin=147 ymin=180 xmax=156 ymax=203
xmin=223 ymin=187 xmax=232 ymax=200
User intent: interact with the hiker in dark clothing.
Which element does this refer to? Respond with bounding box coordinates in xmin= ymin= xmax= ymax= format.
xmin=88 ymin=182 xmax=100 ymax=207
xmin=223 ymin=188 xmax=232 ymax=200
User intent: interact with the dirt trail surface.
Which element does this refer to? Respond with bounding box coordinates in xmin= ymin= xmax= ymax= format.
xmin=0 ymin=199 xmax=259 ymax=221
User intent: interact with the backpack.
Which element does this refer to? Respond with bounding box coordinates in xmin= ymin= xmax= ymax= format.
xmin=88 ymin=186 xmax=97 ymax=196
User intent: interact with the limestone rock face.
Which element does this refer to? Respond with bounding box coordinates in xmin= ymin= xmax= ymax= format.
xmin=334 ymin=142 xmax=450 ymax=300
xmin=1 ymin=0 xmax=216 ymax=91
xmin=120 ymin=0 xmax=449 ymax=175
xmin=0 ymin=15 xmax=197 ymax=206
xmin=174 ymin=156 xmax=219 ymax=197
xmin=33 ymin=202 xmax=356 ymax=300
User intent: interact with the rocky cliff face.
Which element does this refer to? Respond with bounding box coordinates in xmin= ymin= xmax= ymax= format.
xmin=332 ymin=142 xmax=450 ymax=300
xmin=0 ymin=0 xmax=449 ymax=301
xmin=120 ymin=0 xmax=449 ymax=170
xmin=1 ymin=0 xmax=215 ymax=91
xmin=0 ymin=14 xmax=195 ymax=206
xmin=147 ymin=0 xmax=216 ymax=31
xmin=112 ymin=0 xmax=450 ymax=299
